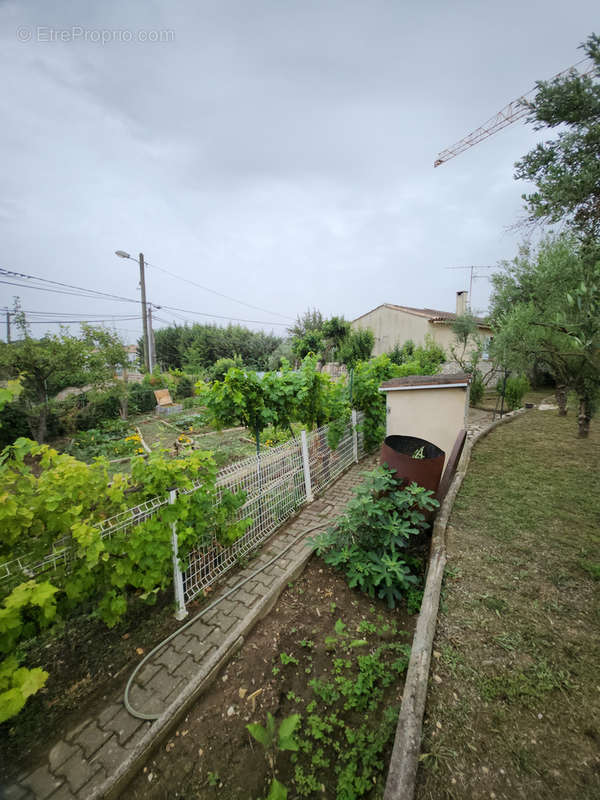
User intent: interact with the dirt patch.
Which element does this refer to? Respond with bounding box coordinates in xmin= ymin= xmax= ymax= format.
xmin=0 ymin=592 xmax=185 ymax=783
xmin=126 ymin=556 xmax=420 ymax=800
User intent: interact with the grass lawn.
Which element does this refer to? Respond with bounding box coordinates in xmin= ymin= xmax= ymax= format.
xmin=416 ymin=406 xmax=600 ymax=799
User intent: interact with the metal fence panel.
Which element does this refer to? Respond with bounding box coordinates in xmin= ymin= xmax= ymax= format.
xmin=181 ymin=436 xmax=307 ymax=603
xmin=0 ymin=412 xmax=365 ymax=606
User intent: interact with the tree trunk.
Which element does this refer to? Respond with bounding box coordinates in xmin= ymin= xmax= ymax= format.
xmin=36 ymin=408 xmax=47 ymax=444
xmin=119 ymin=372 xmax=128 ymax=420
xmin=555 ymin=384 xmax=568 ymax=416
xmin=577 ymin=396 xmax=591 ymax=438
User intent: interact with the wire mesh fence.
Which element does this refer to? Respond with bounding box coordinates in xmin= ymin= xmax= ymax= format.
xmin=181 ymin=437 xmax=307 ymax=604
xmin=306 ymin=418 xmax=356 ymax=497
xmin=0 ymin=496 xmax=169 ymax=589
xmin=180 ymin=413 xmax=364 ymax=606
xmin=0 ymin=412 xmax=365 ymax=613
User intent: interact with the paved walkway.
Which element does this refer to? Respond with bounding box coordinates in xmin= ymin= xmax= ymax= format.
xmin=5 ymin=455 xmax=378 ymax=800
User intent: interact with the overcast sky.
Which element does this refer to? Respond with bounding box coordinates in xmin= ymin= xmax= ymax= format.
xmin=1 ymin=1 xmax=597 ymax=343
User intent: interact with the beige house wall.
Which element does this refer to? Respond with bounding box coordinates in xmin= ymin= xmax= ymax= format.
xmin=352 ymin=307 xmax=431 ymax=356
xmin=352 ymin=306 xmax=491 ymax=362
xmin=382 ymin=385 xmax=469 ymax=468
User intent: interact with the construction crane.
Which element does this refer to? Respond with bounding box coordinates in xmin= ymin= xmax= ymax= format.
xmin=433 ymin=56 xmax=594 ymax=167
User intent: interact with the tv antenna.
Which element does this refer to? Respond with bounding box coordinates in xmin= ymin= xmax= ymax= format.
xmin=445 ymin=265 xmax=495 ymax=309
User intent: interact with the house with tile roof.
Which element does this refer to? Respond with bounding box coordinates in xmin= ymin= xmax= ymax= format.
xmin=351 ymin=291 xmax=492 ymax=358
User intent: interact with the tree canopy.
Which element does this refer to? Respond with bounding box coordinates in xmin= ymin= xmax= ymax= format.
xmin=0 ymin=325 xmax=127 ymax=443
xmin=490 ymin=234 xmax=599 ymax=436
xmin=145 ymin=322 xmax=282 ymax=372
xmin=288 ymin=308 xmax=373 ymax=366
xmin=514 ymin=33 xmax=600 ymax=238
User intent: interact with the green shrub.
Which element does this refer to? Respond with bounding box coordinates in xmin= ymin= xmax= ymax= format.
xmin=73 ymin=390 xmax=121 ymax=430
xmin=412 ymin=336 xmax=446 ymax=373
xmin=388 ymin=340 xmax=415 ymax=365
xmin=209 ymin=355 xmax=244 ymax=382
xmin=0 ymin=401 xmax=30 ymax=448
xmin=469 ymin=372 xmax=485 ymax=406
xmin=128 ymin=383 xmax=156 ymax=414
xmin=500 ymin=374 xmax=530 ymax=411
xmin=388 ymin=336 xmax=445 ymax=372
xmin=311 ymin=466 xmax=438 ymax=608
xmin=183 ymin=395 xmax=204 ymax=410
xmin=175 ymin=374 xmax=195 ymax=400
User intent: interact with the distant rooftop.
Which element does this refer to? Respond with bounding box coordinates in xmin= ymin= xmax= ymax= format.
xmin=353 ymin=303 xmax=491 ymax=328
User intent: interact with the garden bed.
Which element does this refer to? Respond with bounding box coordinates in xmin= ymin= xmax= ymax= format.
xmin=56 ymin=410 xmax=300 ymax=473
xmin=126 ymin=556 xmax=422 ymax=800
xmin=0 ymin=592 xmax=183 ymax=784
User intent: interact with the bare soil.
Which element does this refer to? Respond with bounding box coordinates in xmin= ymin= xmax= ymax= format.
xmin=0 ymin=591 xmax=194 ymax=784
xmin=126 ymin=556 xmax=420 ymax=800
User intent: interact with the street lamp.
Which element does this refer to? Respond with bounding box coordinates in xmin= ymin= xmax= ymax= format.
xmin=115 ymin=250 xmax=150 ymax=371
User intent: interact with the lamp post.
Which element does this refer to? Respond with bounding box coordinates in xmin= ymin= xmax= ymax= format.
xmin=115 ymin=250 xmax=150 ymax=372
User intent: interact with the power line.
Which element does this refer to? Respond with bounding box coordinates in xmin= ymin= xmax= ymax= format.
xmin=159 ymin=303 xmax=288 ymax=327
xmin=145 ymin=259 xmax=294 ymax=321
xmin=0 ymin=267 xmax=140 ymax=305
xmin=0 ymin=278 xmax=137 ymax=302
xmin=1 ymin=267 xmax=289 ymax=328
xmin=25 ymin=317 xmax=140 ymax=324
xmin=17 ymin=309 xmax=140 ymax=318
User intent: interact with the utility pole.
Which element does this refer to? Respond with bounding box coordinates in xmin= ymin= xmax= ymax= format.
xmin=4 ymin=308 xmax=10 ymax=343
xmin=138 ymin=253 xmax=150 ymax=372
xmin=115 ymin=249 xmax=154 ymax=371
xmin=147 ymin=303 xmax=155 ymax=372
xmin=147 ymin=302 xmax=162 ymax=373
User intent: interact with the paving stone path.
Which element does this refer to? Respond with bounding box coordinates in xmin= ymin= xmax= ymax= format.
xmin=4 ymin=455 xmax=378 ymax=800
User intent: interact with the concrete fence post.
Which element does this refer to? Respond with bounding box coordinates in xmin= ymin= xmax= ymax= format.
xmin=300 ymin=429 xmax=314 ymax=502
xmin=169 ymin=489 xmax=188 ymax=621
xmin=352 ymin=409 xmax=358 ymax=463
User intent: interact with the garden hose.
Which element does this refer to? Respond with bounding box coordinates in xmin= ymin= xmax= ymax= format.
xmin=123 ymin=521 xmax=328 ymax=721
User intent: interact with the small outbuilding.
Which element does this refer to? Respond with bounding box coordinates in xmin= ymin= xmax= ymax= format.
xmin=379 ymin=373 xmax=470 ymax=469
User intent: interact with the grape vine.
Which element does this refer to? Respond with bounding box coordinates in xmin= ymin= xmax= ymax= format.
xmin=0 ymin=439 xmax=248 ymax=722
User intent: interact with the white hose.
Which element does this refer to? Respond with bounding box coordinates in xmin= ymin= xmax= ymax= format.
xmin=123 ymin=521 xmax=327 ymax=720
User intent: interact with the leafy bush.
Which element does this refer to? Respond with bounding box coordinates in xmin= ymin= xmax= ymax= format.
xmin=73 ymin=389 xmax=121 ymax=431
xmin=0 ymin=401 xmax=30 ymax=449
xmin=209 ymin=355 xmax=244 ymax=382
xmin=174 ymin=374 xmax=195 ymax=400
xmin=388 ymin=336 xmax=445 ymax=372
xmin=351 ymin=355 xmax=398 ymax=451
xmin=0 ymin=439 xmax=249 ymax=721
xmin=336 ymin=329 xmax=374 ymax=368
xmin=499 ymin=374 xmax=530 ymax=410
xmin=388 ymin=339 xmax=415 ymax=365
xmin=183 ymin=395 xmax=205 ymax=410
xmin=412 ymin=336 xmax=446 ymax=373
xmin=469 ymin=372 xmax=485 ymax=406
xmin=311 ymin=466 xmax=438 ymax=608
xmin=128 ymin=382 xmax=156 ymax=414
